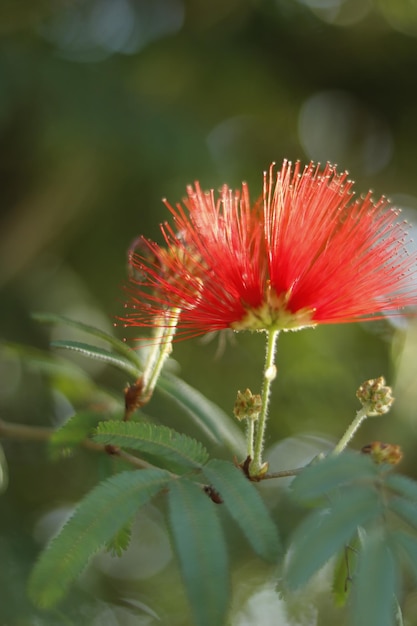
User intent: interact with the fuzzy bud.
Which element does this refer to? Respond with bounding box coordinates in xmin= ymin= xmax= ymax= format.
xmin=361 ymin=441 xmax=403 ymax=465
xmin=356 ymin=376 xmax=394 ymax=416
xmin=233 ymin=388 xmax=262 ymax=421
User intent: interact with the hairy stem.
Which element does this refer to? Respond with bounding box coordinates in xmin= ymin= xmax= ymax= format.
xmin=246 ymin=418 xmax=255 ymax=460
xmin=251 ymin=329 xmax=280 ymax=477
xmin=332 ymin=407 xmax=368 ymax=455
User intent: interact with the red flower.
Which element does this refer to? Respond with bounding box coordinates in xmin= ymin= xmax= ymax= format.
xmin=123 ymin=161 xmax=417 ymax=339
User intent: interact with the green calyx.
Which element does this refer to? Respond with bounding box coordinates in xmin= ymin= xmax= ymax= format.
xmin=231 ymin=286 xmax=316 ymax=333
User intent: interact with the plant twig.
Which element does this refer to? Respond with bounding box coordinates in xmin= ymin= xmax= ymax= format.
xmin=0 ymin=418 xmax=151 ymax=470
xmin=262 ymin=467 xmax=304 ymax=480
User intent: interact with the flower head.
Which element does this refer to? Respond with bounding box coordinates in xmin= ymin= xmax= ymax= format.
xmin=356 ymin=376 xmax=394 ymax=416
xmin=123 ymin=160 xmax=417 ymax=339
xmin=361 ymin=441 xmax=403 ymax=465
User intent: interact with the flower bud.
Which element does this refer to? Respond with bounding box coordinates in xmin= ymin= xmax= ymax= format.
xmin=124 ymin=378 xmax=148 ymax=419
xmin=361 ymin=441 xmax=403 ymax=465
xmin=156 ymin=243 xmax=205 ymax=308
xmin=356 ymin=376 xmax=394 ymax=416
xmin=233 ymin=388 xmax=262 ymax=421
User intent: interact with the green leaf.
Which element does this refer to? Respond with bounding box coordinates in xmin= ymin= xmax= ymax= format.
xmin=168 ymin=479 xmax=229 ymax=626
xmin=49 ymin=411 xmax=111 ymax=452
xmin=1 ymin=341 xmax=91 ymax=385
xmin=105 ymin=520 xmax=133 ymax=557
xmin=32 ymin=312 xmax=142 ymax=370
xmin=202 ymin=459 xmax=280 ymax=562
xmin=157 ymin=372 xmax=245 ymax=454
xmin=28 ymin=468 xmax=170 ymax=608
xmin=391 ymin=529 xmax=417 ymax=583
xmin=332 ymin=537 xmax=359 ymax=607
xmin=285 ymin=485 xmax=382 ymax=589
xmin=51 ymin=340 xmax=140 ymax=378
xmin=291 ymin=451 xmax=379 ymax=504
xmin=390 ymin=496 xmax=417 ymax=532
xmin=93 ymin=421 xmax=209 ymax=474
xmin=386 ymin=473 xmax=417 ymax=503
xmin=33 ymin=313 xmax=245 ymax=454
xmin=350 ymin=531 xmax=399 ymax=626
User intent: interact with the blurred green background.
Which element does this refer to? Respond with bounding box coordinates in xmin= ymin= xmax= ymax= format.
xmin=3 ymin=0 xmax=417 ymax=624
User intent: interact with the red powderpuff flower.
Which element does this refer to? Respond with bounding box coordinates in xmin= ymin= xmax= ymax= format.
xmin=123 ymin=160 xmax=417 ymax=339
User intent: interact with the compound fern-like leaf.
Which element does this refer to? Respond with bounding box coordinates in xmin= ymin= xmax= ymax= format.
xmin=93 ymin=420 xmax=209 ymax=474
xmin=285 ymin=485 xmax=383 ymax=589
xmin=202 ymin=459 xmax=280 ymax=562
xmin=350 ymin=530 xmax=399 ymax=626
xmin=291 ymin=451 xmax=379 ymax=504
xmin=168 ymin=478 xmax=229 ymax=626
xmin=51 ymin=340 xmax=140 ymax=378
xmin=33 ymin=312 xmax=142 ymax=370
xmin=29 ymin=468 xmax=170 ymax=608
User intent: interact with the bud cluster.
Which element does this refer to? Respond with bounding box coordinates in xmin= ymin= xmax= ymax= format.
xmin=361 ymin=441 xmax=403 ymax=465
xmin=154 ymin=243 xmax=205 ymax=309
xmin=233 ymin=388 xmax=262 ymax=421
xmin=356 ymin=376 xmax=394 ymax=416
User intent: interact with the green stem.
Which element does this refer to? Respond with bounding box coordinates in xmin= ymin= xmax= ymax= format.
xmin=246 ymin=418 xmax=255 ymax=460
xmin=141 ymin=307 xmax=181 ymax=400
xmin=0 ymin=418 xmax=150 ymax=469
xmin=251 ymin=329 xmax=280 ymax=476
xmin=332 ymin=407 xmax=368 ymax=455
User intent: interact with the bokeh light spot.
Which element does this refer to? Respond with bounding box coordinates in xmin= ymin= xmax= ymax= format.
xmin=378 ymin=0 xmax=417 ymax=38
xmin=40 ymin=0 xmax=185 ymax=62
xmin=298 ymin=90 xmax=393 ymax=174
xmin=296 ymin=0 xmax=371 ymax=26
